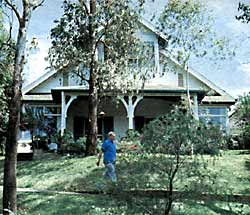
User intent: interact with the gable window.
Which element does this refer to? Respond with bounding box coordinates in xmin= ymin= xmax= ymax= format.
xmin=178 ymin=73 xmax=184 ymax=87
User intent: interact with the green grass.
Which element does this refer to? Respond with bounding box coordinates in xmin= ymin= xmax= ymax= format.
xmin=0 ymin=150 xmax=249 ymax=214
xmin=0 ymin=193 xmax=248 ymax=215
xmin=0 ymin=150 xmax=249 ymax=194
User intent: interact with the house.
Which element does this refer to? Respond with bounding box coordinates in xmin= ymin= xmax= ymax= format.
xmin=21 ymin=19 xmax=235 ymax=140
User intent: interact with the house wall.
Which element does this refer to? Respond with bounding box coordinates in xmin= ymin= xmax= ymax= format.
xmin=30 ymin=73 xmax=63 ymax=94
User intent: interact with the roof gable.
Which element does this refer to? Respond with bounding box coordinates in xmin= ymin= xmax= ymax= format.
xmin=22 ymin=18 xmax=235 ymax=104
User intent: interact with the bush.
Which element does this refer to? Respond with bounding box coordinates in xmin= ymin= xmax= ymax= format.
xmin=142 ymin=107 xmax=224 ymax=155
xmin=33 ymin=136 xmax=48 ymax=150
xmin=119 ymin=130 xmax=142 ymax=152
xmin=58 ymin=130 xmax=86 ymax=155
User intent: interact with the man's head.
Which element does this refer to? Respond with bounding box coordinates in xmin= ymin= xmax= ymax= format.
xmin=108 ymin=131 xmax=116 ymax=141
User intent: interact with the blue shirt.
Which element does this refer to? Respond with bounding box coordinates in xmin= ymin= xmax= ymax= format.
xmin=101 ymin=139 xmax=116 ymax=164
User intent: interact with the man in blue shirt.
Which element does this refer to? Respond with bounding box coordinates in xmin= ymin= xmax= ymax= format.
xmin=96 ymin=131 xmax=117 ymax=182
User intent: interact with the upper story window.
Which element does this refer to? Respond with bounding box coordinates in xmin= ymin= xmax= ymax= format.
xmin=178 ymin=73 xmax=184 ymax=87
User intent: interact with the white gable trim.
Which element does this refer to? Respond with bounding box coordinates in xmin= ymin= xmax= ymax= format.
xmin=139 ymin=18 xmax=168 ymax=41
xmin=22 ymin=70 xmax=57 ymax=95
xmin=160 ymin=49 xmax=234 ymax=99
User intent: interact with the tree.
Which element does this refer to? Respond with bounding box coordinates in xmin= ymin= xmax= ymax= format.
xmin=155 ymin=0 xmax=233 ymax=110
xmin=1 ymin=1 xmax=44 ymax=214
xmin=234 ymin=93 xmax=250 ymax=149
xmin=0 ymin=9 xmax=13 ymax=154
xmin=49 ymin=0 xmax=154 ymax=155
xmin=142 ymin=104 xmax=224 ymax=215
xmin=236 ymin=2 xmax=250 ymax=23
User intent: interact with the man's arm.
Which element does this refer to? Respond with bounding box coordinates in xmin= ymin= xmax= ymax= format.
xmin=96 ymin=151 xmax=102 ymax=166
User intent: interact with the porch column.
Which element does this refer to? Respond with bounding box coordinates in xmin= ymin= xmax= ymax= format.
xmin=61 ymin=93 xmax=77 ymax=136
xmin=120 ymin=96 xmax=143 ymax=130
xmin=193 ymin=94 xmax=199 ymax=120
xmin=61 ymin=91 xmax=66 ymax=136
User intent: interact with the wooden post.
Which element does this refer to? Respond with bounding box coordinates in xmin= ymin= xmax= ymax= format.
xmin=120 ymin=96 xmax=143 ymax=130
xmin=61 ymin=91 xmax=66 ymax=136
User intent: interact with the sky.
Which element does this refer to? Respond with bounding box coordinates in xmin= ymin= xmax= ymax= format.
xmin=14 ymin=0 xmax=250 ymax=98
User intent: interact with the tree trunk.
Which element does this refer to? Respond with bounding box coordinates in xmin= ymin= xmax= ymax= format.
xmin=165 ymin=178 xmax=173 ymax=215
xmin=86 ymin=0 xmax=98 ymax=155
xmin=165 ymin=154 xmax=180 ymax=215
xmin=3 ymin=8 xmax=31 ymax=214
xmin=86 ymin=75 xmax=98 ymax=155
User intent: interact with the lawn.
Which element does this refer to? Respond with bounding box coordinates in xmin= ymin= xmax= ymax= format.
xmin=0 ymin=150 xmax=249 ymax=214
xmin=0 ymin=193 xmax=247 ymax=215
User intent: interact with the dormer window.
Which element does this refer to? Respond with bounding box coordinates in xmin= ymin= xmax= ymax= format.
xmin=178 ymin=73 xmax=184 ymax=87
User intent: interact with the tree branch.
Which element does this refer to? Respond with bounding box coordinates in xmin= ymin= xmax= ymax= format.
xmin=4 ymin=0 xmax=21 ymax=23
xmin=79 ymin=0 xmax=89 ymax=16
xmin=32 ymin=0 xmax=45 ymax=10
xmin=94 ymin=18 xmax=112 ymax=54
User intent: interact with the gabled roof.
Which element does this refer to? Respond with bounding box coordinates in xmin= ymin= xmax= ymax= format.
xmin=22 ymin=18 xmax=235 ymax=105
xmin=22 ymin=70 xmax=57 ymax=95
xmin=160 ymin=50 xmax=235 ymax=100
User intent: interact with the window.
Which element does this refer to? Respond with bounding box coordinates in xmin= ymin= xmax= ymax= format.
xmin=199 ymin=107 xmax=228 ymax=130
xmin=26 ymin=105 xmax=60 ymax=137
xmin=178 ymin=73 xmax=184 ymax=87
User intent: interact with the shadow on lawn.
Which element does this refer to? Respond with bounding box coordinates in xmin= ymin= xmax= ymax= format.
xmin=16 ymin=154 xmax=65 ymax=176
xmin=239 ymin=150 xmax=250 ymax=155
xmin=1 ymin=151 xmax=245 ymax=215
xmin=245 ymin=159 xmax=250 ymax=171
xmin=58 ymin=154 xmax=160 ymax=192
xmin=45 ymin=154 xmax=249 ymax=215
xmin=16 ymin=193 xmax=121 ymax=215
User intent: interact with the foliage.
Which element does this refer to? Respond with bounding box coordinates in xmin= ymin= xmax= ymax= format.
xmin=58 ymin=130 xmax=86 ymax=155
xmin=34 ymin=136 xmax=48 ymax=151
xmin=0 ymin=9 xmax=13 ymax=152
xmin=1 ymin=1 xmax=45 ymax=214
xmin=20 ymin=106 xmax=41 ymax=132
xmin=234 ymin=93 xmax=250 ymax=149
xmin=141 ymin=106 xmax=225 ymax=214
xmin=118 ymin=130 xmax=141 ymax=152
xmin=48 ymin=0 xmax=155 ymax=154
xmin=155 ymin=0 xmax=234 ymax=113
xmin=236 ymin=2 xmax=250 ymax=23
xmin=142 ymin=106 xmax=224 ymax=155
xmin=49 ymin=0 xmax=153 ymax=95
xmin=156 ymin=0 xmax=234 ymax=65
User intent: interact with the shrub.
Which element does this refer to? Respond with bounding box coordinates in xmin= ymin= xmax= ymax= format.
xmin=142 ymin=107 xmax=225 ymax=155
xmin=33 ymin=136 xmax=48 ymax=150
xmin=119 ymin=130 xmax=141 ymax=152
xmin=142 ymin=106 xmax=225 ymax=214
xmin=58 ymin=130 xmax=86 ymax=155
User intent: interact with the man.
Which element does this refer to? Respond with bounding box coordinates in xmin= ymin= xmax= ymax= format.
xmin=96 ymin=131 xmax=117 ymax=183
